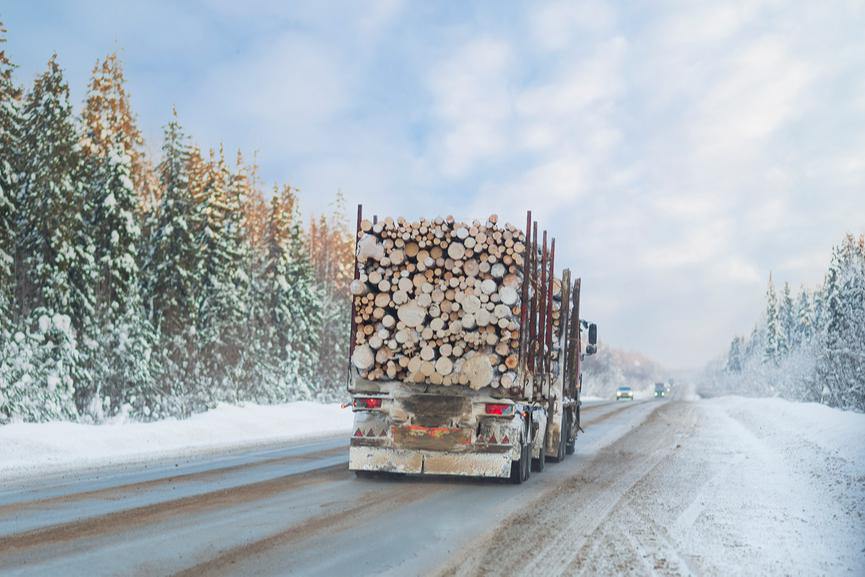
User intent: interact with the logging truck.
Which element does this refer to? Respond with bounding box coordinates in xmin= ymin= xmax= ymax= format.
xmin=347 ymin=208 xmax=597 ymax=483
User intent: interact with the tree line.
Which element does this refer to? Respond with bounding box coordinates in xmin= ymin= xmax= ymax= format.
xmin=704 ymin=234 xmax=865 ymax=412
xmin=0 ymin=23 xmax=354 ymax=423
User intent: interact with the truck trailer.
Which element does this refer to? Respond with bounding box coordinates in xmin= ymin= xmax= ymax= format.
xmin=347 ymin=208 xmax=596 ymax=483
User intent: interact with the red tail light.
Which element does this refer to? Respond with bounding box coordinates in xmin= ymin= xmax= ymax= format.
xmin=353 ymin=397 xmax=383 ymax=409
xmin=485 ymin=403 xmax=514 ymax=416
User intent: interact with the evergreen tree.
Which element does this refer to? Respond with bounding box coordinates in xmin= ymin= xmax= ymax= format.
xmin=0 ymin=21 xmax=22 ymax=330
xmin=795 ymin=287 xmax=813 ymax=344
xmin=192 ymin=147 xmax=251 ymax=400
xmin=80 ymin=53 xmax=158 ymax=215
xmin=18 ymin=56 xmax=95 ymax=322
xmin=80 ymin=60 xmax=155 ymax=418
xmin=811 ymin=288 xmax=825 ymax=335
xmin=17 ymin=55 xmax=96 ymax=416
xmin=308 ymin=192 xmax=354 ymax=397
xmin=143 ymin=111 xmax=200 ymax=415
xmin=145 ymin=111 xmax=197 ymax=335
xmin=779 ymin=282 xmax=796 ymax=352
xmin=725 ymin=336 xmax=744 ymax=373
xmin=266 ymin=185 xmax=322 ymax=395
xmin=818 ymin=235 xmax=865 ymax=410
xmin=1 ymin=313 xmax=79 ymax=422
xmin=763 ymin=273 xmax=783 ymax=366
xmin=236 ymin=160 xmax=280 ymax=401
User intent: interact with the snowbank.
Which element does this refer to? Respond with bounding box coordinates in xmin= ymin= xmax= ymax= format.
xmin=709 ymin=395 xmax=865 ymax=463
xmin=0 ymin=401 xmax=353 ymax=480
xmin=689 ymin=395 xmax=865 ymax=575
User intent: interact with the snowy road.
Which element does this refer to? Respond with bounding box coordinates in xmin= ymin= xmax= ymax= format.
xmin=1 ymin=396 xmax=862 ymax=577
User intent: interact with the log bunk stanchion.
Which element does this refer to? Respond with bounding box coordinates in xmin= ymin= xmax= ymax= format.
xmin=546 ymin=238 xmax=556 ymax=395
xmin=571 ymin=278 xmax=582 ymax=399
xmin=348 ymin=204 xmax=363 ymax=387
xmin=538 ymin=230 xmax=548 ymax=398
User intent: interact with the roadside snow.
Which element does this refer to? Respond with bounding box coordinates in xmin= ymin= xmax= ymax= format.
xmin=442 ymin=393 xmax=865 ymax=577
xmin=0 ymin=402 xmax=353 ymax=481
xmin=605 ymin=395 xmax=865 ymax=576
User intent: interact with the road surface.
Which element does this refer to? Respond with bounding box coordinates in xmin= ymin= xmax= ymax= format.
xmin=1 ymin=396 xmax=861 ymax=576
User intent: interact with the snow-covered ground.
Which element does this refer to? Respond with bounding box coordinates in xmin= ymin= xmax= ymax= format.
xmin=0 ymin=401 xmax=353 ymax=481
xmin=573 ymin=395 xmax=865 ymax=576
xmin=439 ymin=393 xmax=865 ymax=577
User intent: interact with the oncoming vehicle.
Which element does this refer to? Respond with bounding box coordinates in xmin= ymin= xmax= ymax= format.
xmin=616 ymin=386 xmax=634 ymax=401
xmin=654 ymin=382 xmax=666 ymax=398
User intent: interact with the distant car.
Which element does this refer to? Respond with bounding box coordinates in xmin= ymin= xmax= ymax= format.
xmin=654 ymin=383 xmax=666 ymax=398
xmin=616 ymin=386 xmax=634 ymax=401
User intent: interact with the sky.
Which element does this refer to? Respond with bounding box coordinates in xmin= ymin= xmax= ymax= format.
xmin=3 ymin=1 xmax=865 ymax=369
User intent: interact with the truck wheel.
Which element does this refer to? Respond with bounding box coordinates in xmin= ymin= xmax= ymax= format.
xmin=557 ymin=411 xmax=568 ymax=461
xmin=532 ymin=429 xmax=547 ymax=472
xmin=509 ymin=435 xmax=525 ymax=484
xmin=565 ymin=407 xmax=577 ymax=455
xmin=354 ymin=470 xmax=376 ymax=479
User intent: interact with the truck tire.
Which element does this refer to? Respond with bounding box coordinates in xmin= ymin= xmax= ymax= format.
xmin=556 ymin=411 xmax=568 ymax=461
xmin=532 ymin=428 xmax=547 ymax=472
xmin=565 ymin=407 xmax=578 ymax=455
xmin=510 ymin=434 xmax=531 ymax=484
xmin=509 ymin=437 xmax=524 ymax=484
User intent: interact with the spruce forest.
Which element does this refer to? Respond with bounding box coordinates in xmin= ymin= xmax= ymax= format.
xmin=704 ymin=234 xmax=865 ymax=412
xmin=0 ymin=24 xmax=355 ymax=423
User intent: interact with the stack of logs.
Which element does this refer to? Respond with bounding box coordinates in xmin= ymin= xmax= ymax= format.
xmin=350 ymin=214 xmax=535 ymax=392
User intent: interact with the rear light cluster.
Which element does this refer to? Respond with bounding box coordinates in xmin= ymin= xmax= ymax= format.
xmin=352 ymin=397 xmax=383 ymax=409
xmin=485 ymin=403 xmax=514 ymax=416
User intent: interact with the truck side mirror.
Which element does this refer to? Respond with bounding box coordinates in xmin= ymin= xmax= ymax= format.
xmin=585 ymin=344 xmax=597 ymax=355
xmin=588 ymin=323 xmax=598 ymax=346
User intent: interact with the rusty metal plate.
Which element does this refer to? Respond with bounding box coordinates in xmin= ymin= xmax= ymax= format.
xmin=399 ymin=395 xmax=471 ymax=427
xmin=391 ymin=424 xmax=473 ymax=451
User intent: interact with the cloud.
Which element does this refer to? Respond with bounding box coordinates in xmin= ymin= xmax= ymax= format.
xmin=6 ymin=0 xmax=864 ymax=368
xmin=427 ymin=37 xmax=513 ymax=177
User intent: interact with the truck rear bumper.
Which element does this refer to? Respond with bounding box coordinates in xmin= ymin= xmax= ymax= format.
xmin=349 ymin=446 xmax=512 ymax=478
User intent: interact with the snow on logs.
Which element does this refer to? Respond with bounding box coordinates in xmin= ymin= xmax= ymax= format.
xmin=351 ymin=214 xmax=528 ymax=390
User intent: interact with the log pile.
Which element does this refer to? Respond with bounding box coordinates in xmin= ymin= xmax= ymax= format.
xmin=350 ymin=214 xmax=531 ymax=392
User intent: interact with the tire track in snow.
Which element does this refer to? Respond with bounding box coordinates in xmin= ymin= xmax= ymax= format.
xmin=434 ymin=401 xmax=697 ymax=577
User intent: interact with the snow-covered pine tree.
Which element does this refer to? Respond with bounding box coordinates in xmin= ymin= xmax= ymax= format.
xmin=0 ymin=313 xmax=79 ymax=422
xmin=795 ymin=286 xmax=813 ymax=345
xmin=79 ymin=57 xmax=157 ymax=417
xmin=18 ymin=56 xmax=95 ymax=323
xmin=192 ymin=146 xmax=251 ymax=402
xmin=0 ymin=46 xmax=13 ymax=414
xmin=235 ymin=158 xmax=280 ymax=402
xmin=811 ymin=288 xmax=825 ymax=335
xmin=308 ymin=192 xmax=354 ymax=399
xmin=819 ymin=235 xmax=865 ymax=411
xmin=80 ymin=53 xmax=158 ymax=217
xmin=143 ymin=111 xmax=200 ymax=416
xmin=266 ymin=184 xmax=322 ymax=398
xmin=725 ymin=336 xmax=744 ymax=373
xmin=763 ymin=273 xmax=783 ymax=367
xmin=80 ymin=60 xmax=155 ymax=419
xmin=779 ymin=282 xmax=796 ymax=353
xmin=17 ymin=55 xmax=96 ymax=418
xmin=0 ymin=21 xmax=22 ymax=332
xmin=743 ymin=324 xmax=762 ymax=364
